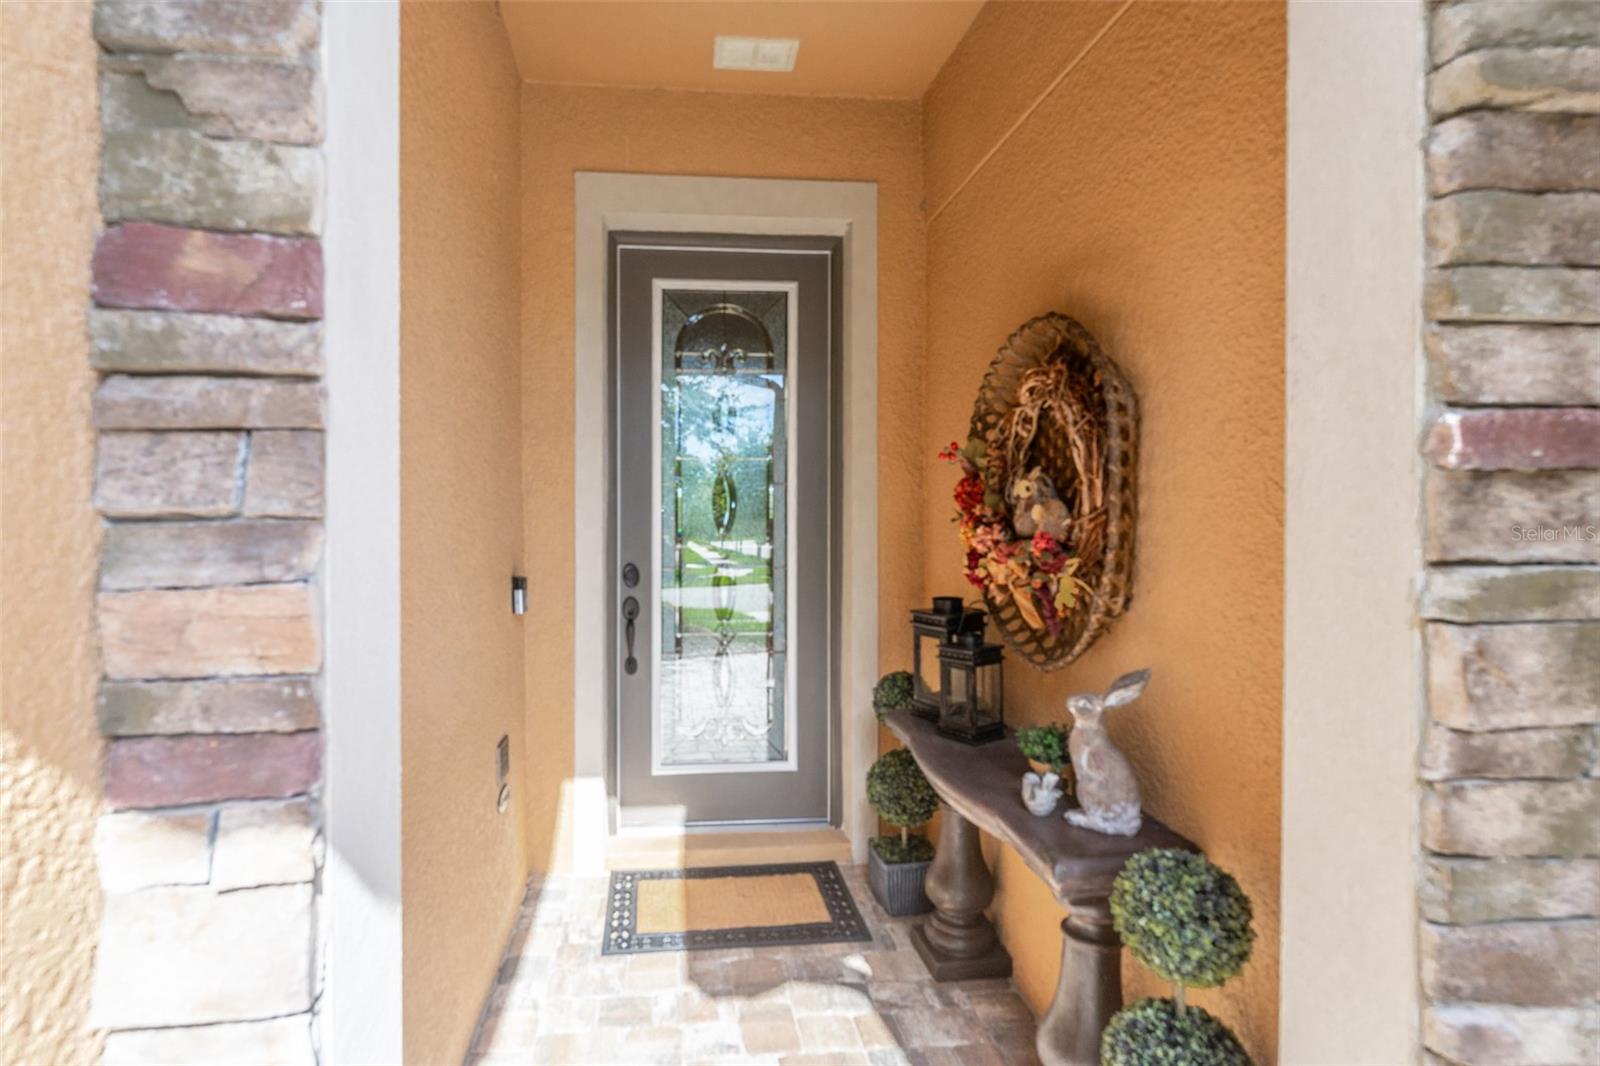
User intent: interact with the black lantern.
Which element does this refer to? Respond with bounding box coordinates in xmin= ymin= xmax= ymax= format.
xmin=910 ymin=597 xmax=966 ymax=719
xmin=936 ymin=630 xmax=1005 ymax=744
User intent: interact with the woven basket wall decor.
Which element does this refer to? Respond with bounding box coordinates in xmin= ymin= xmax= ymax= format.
xmin=968 ymin=313 xmax=1138 ymax=670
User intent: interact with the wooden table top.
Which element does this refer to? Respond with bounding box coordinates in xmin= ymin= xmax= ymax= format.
xmin=884 ymin=711 xmax=1196 ymax=904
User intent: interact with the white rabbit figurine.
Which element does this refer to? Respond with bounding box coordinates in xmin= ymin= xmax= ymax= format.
xmin=1020 ymin=770 xmax=1063 ymax=816
xmin=1063 ymin=669 xmax=1151 ymax=836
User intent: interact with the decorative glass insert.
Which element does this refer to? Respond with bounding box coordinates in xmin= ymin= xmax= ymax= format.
xmin=657 ymin=287 xmax=791 ymax=768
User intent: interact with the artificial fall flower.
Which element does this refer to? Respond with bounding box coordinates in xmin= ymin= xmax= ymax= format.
xmin=954 ymin=476 xmax=985 ymax=514
xmin=1035 ymin=550 xmax=1066 ymax=576
xmin=970 ymin=523 xmax=1004 ymax=555
xmin=1011 ymin=584 xmax=1045 ymax=629
xmin=1038 ymin=594 xmax=1065 ymax=638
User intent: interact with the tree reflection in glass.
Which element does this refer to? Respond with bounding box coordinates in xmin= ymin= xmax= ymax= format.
xmin=658 ymin=290 xmax=789 ymax=767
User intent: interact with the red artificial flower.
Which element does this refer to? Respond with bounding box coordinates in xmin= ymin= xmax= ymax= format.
xmin=962 ymin=549 xmax=984 ymax=585
xmin=1037 ymin=594 xmax=1062 ymax=638
xmin=953 ymin=476 xmax=985 ymax=514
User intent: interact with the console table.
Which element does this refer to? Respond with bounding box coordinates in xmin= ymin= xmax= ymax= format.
xmin=884 ymin=712 xmax=1195 ymax=1066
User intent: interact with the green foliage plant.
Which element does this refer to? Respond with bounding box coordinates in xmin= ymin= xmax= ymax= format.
xmin=870 ymin=834 xmax=934 ymax=864
xmin=866 ymin=748 xmax=940 ymax=863
xmin=872 ymin=671 xmax=915 ymax=720
xmin=1108 ymin=848 xmax=1255 ymax=1062
xmin=1014 ymin=723 xmax=1071 ymax=773
xmin=1100 ymin=998 xmax=1250 ymax=1066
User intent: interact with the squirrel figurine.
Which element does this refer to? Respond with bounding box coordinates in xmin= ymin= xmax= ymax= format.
xmin=1020 ymin=770 xmax=1063 ymax=817
xmin=1063 ymin=669 xmax=1151 ymax=837
xmin=1006 ymin=466 xmax=1071 ymax=541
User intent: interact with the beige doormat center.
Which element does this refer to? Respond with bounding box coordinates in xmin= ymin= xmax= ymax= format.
xmin=603 ymin=861 xmax=870 ymax=955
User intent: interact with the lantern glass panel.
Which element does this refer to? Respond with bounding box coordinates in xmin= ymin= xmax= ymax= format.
xmin=935 ymin=637 xmax=1005 ymax=744
xmin=976 ymin=661 xmax=1002 ymax=720
xmin=947 ymin=663 xmax=970 ymax=707
xmin=914 ymin=629 xmax=942 ymax=706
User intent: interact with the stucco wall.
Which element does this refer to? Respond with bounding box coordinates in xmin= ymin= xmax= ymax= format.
xmin=0 ymin=3 xmax=105 ymax=1063
xmin=921 ymin=2 xmax=1286 ymax=1056
xmin=400 ymin=5 xmax=528 ymax=1063
xmin=520 ymin=84 xmax=926 ymax=871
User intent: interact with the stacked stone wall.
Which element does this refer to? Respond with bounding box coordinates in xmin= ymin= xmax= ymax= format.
xmin=86 ymin=3 xmax=325 ymax=1061
xmin=1419 ymin=3 xmax=1600 ymax=1061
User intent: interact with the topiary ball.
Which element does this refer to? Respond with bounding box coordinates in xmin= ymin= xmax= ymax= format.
xmin=1101 ymin=998 xmax=1251 ymax=1066
xmin=866 ymin=748 xmax=940 ymax=829
xmin=873 ymin=671 xmax=916 ymax=717
xmin=1110 ymin=849 xmax=1255 ymax=990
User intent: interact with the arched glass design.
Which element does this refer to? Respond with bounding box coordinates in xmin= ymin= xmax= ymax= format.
xmin=674 ymin=303 xmax=774 ymax=371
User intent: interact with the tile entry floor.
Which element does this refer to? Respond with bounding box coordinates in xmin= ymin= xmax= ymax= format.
xmin=467 ymin=864 xmax=1041 ymax=1066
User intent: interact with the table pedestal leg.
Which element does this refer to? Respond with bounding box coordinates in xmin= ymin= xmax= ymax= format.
xmin=1036 ymin=897 xmax=1122 ymax=1066
xmin=909 ymin=805 xmax=1012 ymax=981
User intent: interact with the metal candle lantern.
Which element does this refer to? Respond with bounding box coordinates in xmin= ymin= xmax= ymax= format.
xmin=909 ymin=596 xmax=987 ymax=721
xmin=936 ymin=630 xmax=1006 ymax=744
xmin=909 ymin=597 xmax=965 ymax=719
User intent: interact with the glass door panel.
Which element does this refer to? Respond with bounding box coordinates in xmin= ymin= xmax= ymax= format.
xmin=656 ymin=286 xmax=794 ymax=770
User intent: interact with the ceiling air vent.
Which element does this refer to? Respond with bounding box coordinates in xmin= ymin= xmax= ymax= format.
xmin=713 ymin=36 xmax=800 ymax=73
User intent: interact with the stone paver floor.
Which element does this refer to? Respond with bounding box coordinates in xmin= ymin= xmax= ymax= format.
xmin=467 ymin=864 xmax=1040 ymax=1065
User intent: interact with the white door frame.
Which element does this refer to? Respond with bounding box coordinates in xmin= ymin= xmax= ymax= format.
xmin=572 ymin=172 xmax=879 ymax=872
xmin=1279 ymin=0 xmax=1424 ymax=1059
xmin=322 ymin=1 xmax=404 ymax=1061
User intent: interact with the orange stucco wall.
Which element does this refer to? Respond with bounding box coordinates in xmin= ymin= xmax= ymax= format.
xmin=922 ymin=2 xmax=1286 ymax=1056
xmin=520 ymin=83 xmax=927 ymax=871
xmin=400 ymin=4 xmax=528 ymax=1063
xmin=0 ymin=2 xmax=104 ymax=1062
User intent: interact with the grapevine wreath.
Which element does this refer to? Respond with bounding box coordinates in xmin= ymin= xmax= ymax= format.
xmin=940 ymin=313 xmax=1139 ymax=670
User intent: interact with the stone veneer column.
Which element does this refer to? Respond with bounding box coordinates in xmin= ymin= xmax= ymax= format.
xmin=85 ymin=3 xmax=325 ymax=1062
xmin=1418 ymin=4 xmax=1600 ymax=1063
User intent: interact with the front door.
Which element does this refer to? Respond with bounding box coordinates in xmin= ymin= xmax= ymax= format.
xmin=612 ymin=235 xmax=839 ymax=825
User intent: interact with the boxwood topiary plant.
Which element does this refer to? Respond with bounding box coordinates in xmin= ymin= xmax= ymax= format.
xmin=866 ymin=748 xmax=939 ymax=864
xmin=1107 ymin=848 xmax=1255 ymax=1062
xmin=1111 ymin=848 xmax=1255 ymax=999
xmin=1014 ymin=723 xmax=1070 ymax=773
xmin=872 ymin=670 xmax=915 ymax=720
xmin=1101 ymin=998 xmax=1250 ymax=1066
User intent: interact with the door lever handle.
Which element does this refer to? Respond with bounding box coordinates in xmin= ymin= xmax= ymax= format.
xmin=622 ymin=595 xmax=640 ymax=675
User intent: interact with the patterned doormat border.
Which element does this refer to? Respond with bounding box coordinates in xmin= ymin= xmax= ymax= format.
xmin=602 ymin=861 xmax=871 ymax=956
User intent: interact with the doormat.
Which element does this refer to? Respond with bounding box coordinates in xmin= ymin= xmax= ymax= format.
xmin=602 ymin=861 xmax=871 ymax=955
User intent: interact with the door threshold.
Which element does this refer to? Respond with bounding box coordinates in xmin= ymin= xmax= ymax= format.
xmin=605 ymin=825 xmax=853 ymax=871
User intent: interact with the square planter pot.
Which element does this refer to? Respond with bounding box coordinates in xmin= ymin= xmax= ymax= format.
xmin=868 ymin=847 xmax=933 ymax=917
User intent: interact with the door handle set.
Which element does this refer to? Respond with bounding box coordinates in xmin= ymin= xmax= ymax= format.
xmin=622 ymin=563 xmax=641 ymax=676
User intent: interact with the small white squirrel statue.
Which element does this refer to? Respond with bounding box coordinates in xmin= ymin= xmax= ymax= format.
xmin=1006 ymin=466 xmax=1072 ymax=541
xmin=1020 ymin=770 xmax=1063 ymax=817
xmin=1063 ymin=668 xmax=1152 ymax=837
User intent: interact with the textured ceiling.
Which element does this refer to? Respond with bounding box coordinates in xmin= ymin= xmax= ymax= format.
xmin=498 ymin=1 xmax=983 ymax=99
